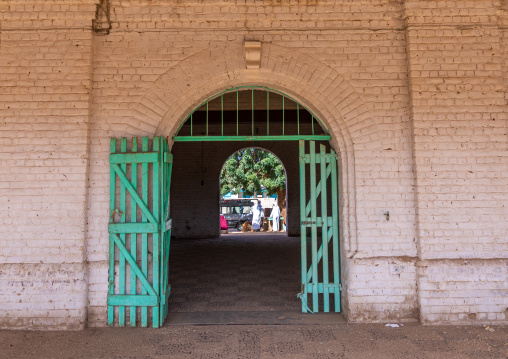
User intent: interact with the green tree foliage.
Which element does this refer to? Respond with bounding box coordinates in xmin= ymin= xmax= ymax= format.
xmin=220 ymin=148 xmax=286 ymax=197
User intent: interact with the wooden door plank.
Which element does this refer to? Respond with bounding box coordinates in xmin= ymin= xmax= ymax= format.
xmin=330 ymin=149 xmax=341 ymax=312
xmin=130 ymin=137 xmax=138 ymax=327
xmin=110 ymin=233 xmax=157 ymax=296
xmin=141 ymin=137 xmax=149 ymax=327
xmin=309 ymin=141 xmax=319 ymax=313
xmin=299 ymin=140 xmax=308 ymax=313
xmin=152 ymin=137 xmax=161 ymax=328
xmin=110 ymin=164 xmax=157 ymax=223
xmin=119 ymin=138 xmax=127 ymax=327
xmin=320 ymin=145 xmax=330 ymax=312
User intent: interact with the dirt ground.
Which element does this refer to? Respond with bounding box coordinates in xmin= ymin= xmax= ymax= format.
xmin=1 ymin=323 xmax=507 ymax=358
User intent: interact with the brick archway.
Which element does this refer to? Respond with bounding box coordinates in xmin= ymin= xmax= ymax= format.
xmin=130 ymin=42 xmax=375 ymax=258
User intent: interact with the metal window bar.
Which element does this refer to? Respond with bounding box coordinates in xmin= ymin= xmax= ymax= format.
xmin=173 ymin=86 xmax=330 ymax=142
xmin=297 ymin=102 xmax=300 ymax=135
xmin=251 ymin=87 xmax=254 ymax=136
xmin=282 ymin=94 xmax=285 ymax=136
xmin=236 ymin=89 xmax=239 ymax=136
xmin=267 ymin=91 xmax=270 ymax=136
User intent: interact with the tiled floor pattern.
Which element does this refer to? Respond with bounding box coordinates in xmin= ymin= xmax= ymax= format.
xmin=167 ymin=232 xmax=302 ymax=313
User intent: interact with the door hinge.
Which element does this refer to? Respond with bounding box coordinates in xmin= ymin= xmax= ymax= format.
xmin=301 ymin=220 xmax=316 ymax=225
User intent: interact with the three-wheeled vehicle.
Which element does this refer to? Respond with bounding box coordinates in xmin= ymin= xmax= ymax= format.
xmin=219 ymin=199 xmax=254 ymax=231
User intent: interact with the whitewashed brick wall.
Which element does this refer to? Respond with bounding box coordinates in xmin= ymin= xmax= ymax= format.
xmin=404 ymin=0 xmax=508 ymax=323
xmin=0 ymin=0 xmax=96 ymax=329
xmin=1 ymin=0 xmax=506 ymax=329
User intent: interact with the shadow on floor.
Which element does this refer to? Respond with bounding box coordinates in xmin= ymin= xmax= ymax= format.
xmin=167 ymin=232 xmax=301 ymax=314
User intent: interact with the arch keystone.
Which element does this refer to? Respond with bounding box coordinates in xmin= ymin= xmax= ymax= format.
xmin=244 ymin=41 xmax=262 ymax=69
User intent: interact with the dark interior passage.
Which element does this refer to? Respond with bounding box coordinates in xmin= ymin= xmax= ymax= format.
xmin=167 ymin=232 xmax=301 ymax=313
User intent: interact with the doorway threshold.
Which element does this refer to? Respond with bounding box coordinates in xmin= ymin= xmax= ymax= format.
xmin=164 ymin=311 xmax=346 ymax=326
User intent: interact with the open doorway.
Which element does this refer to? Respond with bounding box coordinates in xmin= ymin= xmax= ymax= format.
xmin=219 ymin=148 xmax=287 ymax=234
xmin=167 ymin=142 xmax=301 ymax=321
xmin=105 ymin=87 xmax=341 ymax=327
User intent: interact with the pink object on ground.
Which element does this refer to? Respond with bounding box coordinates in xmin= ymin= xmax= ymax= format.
xmin=220 ymin=215 xmax=228 ymax=230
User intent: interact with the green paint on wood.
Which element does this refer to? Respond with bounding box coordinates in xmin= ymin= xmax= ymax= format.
xmin=119 ymin=138 xmax=127 ymax=326
xmin=108 ymin=136 xmax=173 ymax=328
xmin=108 ymin=223 xmax=158 ymax=233
xmin=299 ymin=140 xmax=308 ymax=314
xmin=130 ymin=138 xmax=138 ymax=327
xmin=141 ymin=137 xmax=149 ymax=327
xmin=108 ymin=295 xmax=159 ymax=307
xmin=299 ymin=140 xmax=341 ymax=314
xmin=109 ymin=152 xmax=159 ymax=164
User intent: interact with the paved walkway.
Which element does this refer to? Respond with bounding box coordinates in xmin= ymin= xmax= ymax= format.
xmin=1 ymin=323 xmax=507 ymax=358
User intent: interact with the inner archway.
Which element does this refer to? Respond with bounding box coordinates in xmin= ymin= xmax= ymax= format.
xmin=220 ymin=147 xmax=287 ymax=234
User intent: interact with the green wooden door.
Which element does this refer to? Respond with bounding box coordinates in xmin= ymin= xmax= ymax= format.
xmin=299 ymin=140 xmax=341 ymax=313
xmin=108 ymin=136 xmax=172 ymax=327
xmin=159 ymin=138 xmax=173 ymax=325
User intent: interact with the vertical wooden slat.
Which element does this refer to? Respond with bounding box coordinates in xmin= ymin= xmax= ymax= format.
xmin=152 ymin=137 xmax=160 ymax=328
xmin=299 ymin=140 xmax=308 ymax=313
xmin=330 ymin=149 xmax=341 ymax=312
xmin=130 ymin=138 xmax=138 ymax=327
xmin=141 ymin=137 xmax=149 ymax=327
xmin=160 ymin=138 xmax=173 ymax=324
xmin=159 ymin=139 xmax=166 ymax=324
xmin=309 ymin=141 xmax=319 ymax=312
xmin=108 ymin=138 xmax=117 ymax=326
xmin=165 ymin=149 xmax=173 ymax=320
xmin=320 ymin=145 xmax=330 ymax=312
xmin=162 ymin=140 xmax=168 ymax=322
xmin=119 ymin=138 xmax=127 ymax=326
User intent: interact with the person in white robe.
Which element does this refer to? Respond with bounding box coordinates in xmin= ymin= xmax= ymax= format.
xmin=270 ymin=203 xmax=281 ymax=231
xmin=250 ymin=201 xmax=264 ymax=231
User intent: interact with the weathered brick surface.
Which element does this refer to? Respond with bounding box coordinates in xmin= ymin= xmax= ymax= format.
xmin=344 ymin=257 xmax=419 ymax=322
xmin=405 ymin=0 xmax=508 ymax=259
xmin=0 ymin=263 xmax=87 ymax=330
xmin=0 ymin=0 xmax=507 ymax=329
xmin=418 ymin=259 xmax=508 ymax=324
xmin=0 ymin=0 xmax=96 ymax=329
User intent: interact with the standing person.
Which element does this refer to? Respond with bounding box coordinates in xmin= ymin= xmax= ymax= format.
xmin=270 ymin=203 xmax=281 ymax=231
xmin=251 ymin=201 xmax=264 ymax=231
